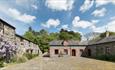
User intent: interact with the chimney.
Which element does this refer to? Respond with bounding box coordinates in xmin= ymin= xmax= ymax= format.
xmin=106 ymin=31 xmax=109 ymax=37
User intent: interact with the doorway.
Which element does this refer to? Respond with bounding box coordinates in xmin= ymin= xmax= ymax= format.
xmin=88 ymin=49 xmax=91 ymax=56
xmin=72 ymin=49 xmax=76 ymax=56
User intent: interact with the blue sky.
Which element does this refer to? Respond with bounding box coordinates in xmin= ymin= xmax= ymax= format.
xmin=0 ymin=0 xmax=115 ymax=36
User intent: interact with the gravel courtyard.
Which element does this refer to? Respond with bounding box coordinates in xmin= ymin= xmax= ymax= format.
xmin=3 ymin=56 xmax=115 ymax=70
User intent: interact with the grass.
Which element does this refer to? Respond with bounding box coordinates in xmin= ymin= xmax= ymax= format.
xmin=0 ymin=57 xmax=5 ymax=67
xmin=11 ymin=55 xmax=28 ymax=63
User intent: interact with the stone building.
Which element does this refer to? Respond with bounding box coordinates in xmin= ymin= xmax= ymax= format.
xmin=86 ymin=36 xmax=115 ymax=57
xmin=49 ymin=32 xmax=115 ymax=58
xmin=0 ymin=18 xmax=41 ymax=56
xmin=49 ymin=40 xmax=86 ymax=57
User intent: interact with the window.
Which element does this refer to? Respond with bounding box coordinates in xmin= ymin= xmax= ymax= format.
xmin=106 ymin=47 xmax=110 ymax=54
xmin=55 ymin=49 xmax=59 ymax=55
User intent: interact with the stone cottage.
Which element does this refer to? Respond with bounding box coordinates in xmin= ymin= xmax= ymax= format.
xmin=49 ymin=31 xmax=115 ymax=58
xmin=86 ymin=35 xmax=115 ymax=57
xmin=0 ymin=18 xmax=41 ymax=56
xmin=49 ymin=40 xmax=86 ymax=57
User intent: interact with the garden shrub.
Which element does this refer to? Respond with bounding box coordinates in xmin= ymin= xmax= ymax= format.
xmin=17 ymin=56 xmax=28 ymax=63
xmin=0 ymin=58 xmax=4 ymax=67
xmin=0 ymin=61 xmax=4 ymax=67
xmin=95 ymin=55 xmax=115 ymax=62
xmin=23 ymin=53 xmax=38 ymax=60
xmin=11 ymin=56 xmax=17 ymax=63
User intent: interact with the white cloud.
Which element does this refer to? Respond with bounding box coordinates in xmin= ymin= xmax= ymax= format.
xmin=80 ymin=0 xmax=94 ymax=12
xmin=92 ymin=25 xmax=106 ymax=33
xmin=45 ymin=0 xmax=74 ymax=11
xmin=91 ymin=20 xmax=99 ymax=23
xmin=16 ymin=0 xmax=39 ymax=11
xmin=72 ymin=16 xmax=94 ymax=29
xmin=95 ymin=0 xmax=115 ymax=7
xmin=92 ymin=20 xmax=115 ymax=33
xmin=92 ymin=8 xmax=107 ymax=17
xmin=110 ymin=16 xmax=115 ymax=20
xmin=107 ymin=20 xmax=115 ymax=32
xmin=16 ymin=0 xmax=28 ymax=4
xmin=61 ymin=24 xmax=69 ymax=29
xmin=42 ymin=19 xmax=60 ymax=28
xmin=31 ymin=5 xmax=38 ymax=10
xmin=8 ymin=8 xmax=36 ymax=23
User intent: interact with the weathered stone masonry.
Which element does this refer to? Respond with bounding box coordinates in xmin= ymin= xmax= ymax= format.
xmin=0 ymin=18 xmax=41 ymax=55
xmin=0 ymin=19 xmax=15 ymax=45
xmin=86 ymin=36 xmax=115 ymax=57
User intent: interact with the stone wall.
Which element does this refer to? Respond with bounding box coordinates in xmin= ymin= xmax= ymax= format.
xmin=23 ymin=39 xmax=30 ymax=50
xmin=15 ymin=35 xmax=26 ymax=55
xmin=0 ymin=20 xmax=15 ymax=45
xmin=29 ymin=42 xmax=41 ymax=54
xmin=15 ymin=35 xmax=41 ymax=55
xmin=86 ymin=42 xmax=115 ymax=57
xmin=0 ymin=21 xmax=4 ymax=36
xmin=4 ymin=24 xmax=15 ymax=45
xmin=0 ymin=19 xmax=42 ymax=57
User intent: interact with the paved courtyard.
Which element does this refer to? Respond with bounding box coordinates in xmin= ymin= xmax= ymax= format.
xmin=2 ymin=56 xmax=115 ymax=70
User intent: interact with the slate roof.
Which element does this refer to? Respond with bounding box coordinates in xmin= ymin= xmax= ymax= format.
xmin=87 ymin=36 xmax=115 ymax=45
xmin=50 ymin=36 xmax=115 ymax=46
xmin=95 ymin=36 xmax=115 ymax=44
xmin=49 ymin=40 xmax=87 ymax=46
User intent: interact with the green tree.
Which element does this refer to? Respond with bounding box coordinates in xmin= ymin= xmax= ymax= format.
xmin=36 ymin=29 xmax=49 ymax=53
xmin=23 ymin=28 xmax=81 ymax=53
xmin=59 ymin=29 xmax=81 ymax=41
xmin=23 ymin=31 xmax=35 ymax=42
xmin=100 ymin=31 xmax=115 ymax=38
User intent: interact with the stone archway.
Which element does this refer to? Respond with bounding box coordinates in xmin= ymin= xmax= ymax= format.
xmin=72 ymin=49 xmax=76 ymax=56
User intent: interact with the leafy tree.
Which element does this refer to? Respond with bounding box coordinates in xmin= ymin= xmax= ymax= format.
xmin=23 ymin=31 xmax=35 ymax=42
xmin=59 ymin=31 xmax=70 ymax=40
xmin=100 ymin=31 xmax=115 ymax=38
xmin=59 ymin=29 xmax=81 ymax=41
xmin=23 ymin=28 xmax=81 ymax=53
